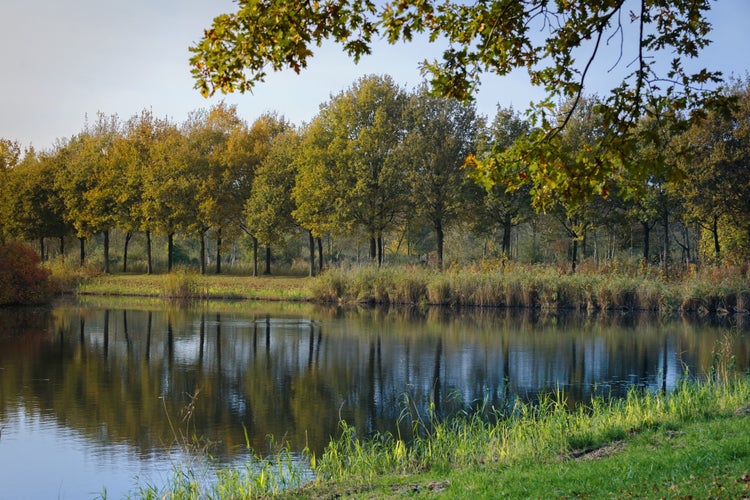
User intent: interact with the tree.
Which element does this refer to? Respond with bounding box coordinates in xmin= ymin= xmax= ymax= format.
xmin=400 ymin=85 xmax=479 ymax=270
xmin=468 ymin=107 xmax=534 ymax=259
xmin=623 ymin=182 xmax=662 ymax=266
xmin=191 ymin=0 xmax=729 ymax=204
xmin=0 ymin=138 xmax=22 ymax=242
xmin=55 ymin=113 xmax=121 ymax=271
xmin=182 ymin=103 xmax=240 ymax=274
xmin=292 ymin=120 xmax=342 ymax=273
xmin=140 ymin=121 xmax=195 ymax=272
xmin=616 ymin=111 xmax=679 ymax=268
xmin=293 ymin=75 xmax=409 ymax=266
xmin=245 ymin=129 xmax=300 ymax=275
xmin=112 ymin=110 xmax=178 ymax=273
xmin=3 ymin=150 xmax=69 ymax=259
xmin=672 ymin=78 xmax=750 ymax=262
xmin=0 ymin=138 xmax=20 ymax=171
xmin=184 ymin=106 xmax=290 ymax=275
xmin=235 ymin=113 xmax=291 ymax=275
xmin=519 ymin=97 xmax=613 ymax=271
xmin=292 ymin=120 xmax=341 ymax=266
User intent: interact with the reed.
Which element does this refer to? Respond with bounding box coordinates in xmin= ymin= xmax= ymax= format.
xmin=309 ymin=262 xmax=750 ymax=313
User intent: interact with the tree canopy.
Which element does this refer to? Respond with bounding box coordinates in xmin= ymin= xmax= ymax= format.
xmin=190 ymin=0 xmax=730 ymax=205
xmin=191 ymin=1 xmax=725 ymax=128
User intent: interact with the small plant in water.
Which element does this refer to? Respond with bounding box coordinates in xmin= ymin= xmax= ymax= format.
xmin=134 ymin=390 xmax=311 ymax=498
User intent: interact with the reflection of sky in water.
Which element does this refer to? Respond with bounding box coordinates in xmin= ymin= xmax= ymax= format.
xmin=0 ymin=407 xmax=310 ymax=499
xmin=0 ymin=408 xmax=176 ymax=499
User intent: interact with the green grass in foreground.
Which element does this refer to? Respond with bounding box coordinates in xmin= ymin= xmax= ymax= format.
xmin=304 ymin=415 xmax=750 ymax=499
xmin=133 ymin=376 xmax=750 ymax=499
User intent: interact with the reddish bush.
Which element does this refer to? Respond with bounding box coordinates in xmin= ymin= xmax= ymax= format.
xmin=0 ymin=241 xmax=54 ymax=305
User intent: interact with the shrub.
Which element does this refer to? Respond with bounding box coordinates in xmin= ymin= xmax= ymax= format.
xmin=0 ymin=241 xmax=54 ymax=305
xmin=161 ymin=265 xmax=204 ymax=299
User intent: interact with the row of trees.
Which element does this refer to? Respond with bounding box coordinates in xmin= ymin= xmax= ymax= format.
xmin=1 ymin=74 xmax=749 ymax=274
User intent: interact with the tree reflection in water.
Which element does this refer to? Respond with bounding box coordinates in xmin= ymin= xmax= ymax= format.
xmin=0 ymin=301 xmax=747 ymax=465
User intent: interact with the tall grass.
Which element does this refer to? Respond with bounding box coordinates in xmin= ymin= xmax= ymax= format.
xmin=135 ymin=447 xmax=309 ymax=499
xmin=312 ymin=374 xmax=750 ymax=485
xmin=132 ymin=355 xmax=749 ymax=498
xmin=311 ymin=262 xmax=750 ymax=313
xmin=135 ymin=390 xmax=311 ymax=499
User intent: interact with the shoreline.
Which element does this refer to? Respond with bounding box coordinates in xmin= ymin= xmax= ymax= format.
xmin=64 ymin=264 xmax=750 ymax=315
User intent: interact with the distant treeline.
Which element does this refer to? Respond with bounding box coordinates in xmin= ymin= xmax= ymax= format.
xmin=1 ymin=75 xmax=749 ymax=275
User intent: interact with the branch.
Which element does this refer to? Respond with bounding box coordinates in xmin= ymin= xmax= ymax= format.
xmin=548 ymin=0 xmax=627 ymax=140
xmin=634 ymin=0 xmax=646 ymax=119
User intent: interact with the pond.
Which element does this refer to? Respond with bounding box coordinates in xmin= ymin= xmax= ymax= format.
xmin=0 ymin=298 xmax=748 ymax=498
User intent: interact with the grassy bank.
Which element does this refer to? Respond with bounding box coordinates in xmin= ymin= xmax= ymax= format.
xmin=134 ymin=375 xmax=750 ymax=498
xmin=73 ymin=269 xmax=313 ymax=301
xmin=54 ymin=261 xmax=750 ymax=313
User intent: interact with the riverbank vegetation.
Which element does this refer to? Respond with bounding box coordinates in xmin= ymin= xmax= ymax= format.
xmin=0 ymin=241 xmax=55 ymax=305
xmin=312 ymin=262 xmax=750 ymax=313
xmin=135 ymin=370 xmax=750 ymax=498
xmin=59 ymin=260 xmax=749 ymax=314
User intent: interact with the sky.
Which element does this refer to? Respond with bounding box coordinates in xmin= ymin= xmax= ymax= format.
xmin=2 ymin=0 xmax=750 ymax=151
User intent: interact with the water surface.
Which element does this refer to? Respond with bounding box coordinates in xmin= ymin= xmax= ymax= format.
xmin=0 ymin=299 xmax=747 ymax=498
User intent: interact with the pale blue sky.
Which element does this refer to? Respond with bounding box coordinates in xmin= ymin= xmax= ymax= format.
xmin=2 ymin=0 xmax=749 ymax=151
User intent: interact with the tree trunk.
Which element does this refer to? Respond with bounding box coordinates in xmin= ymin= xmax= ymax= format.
xmin=39 ymin=237 xmax=45 ymax=261
xmin=252 ymin=236 xmax=258 ymax=277
xmin=264 ymin=245 xmax=272 ymax=275
xmin=79 ymin=237 xmax=85 ymax=267
xmin=377 ymin=235 xmax=384 ymax=267
xmin=571 ymin=237 xmax=578 ymax=273
xmin=168 ymin=232 xmax=174 ymax=272
xmin=369 ymin=236 xmax=377 ymax=262
xmin=122 ymin=232 xmax=132 ymax=273
xmin=712 ymin=215 xmax=721 ymax=261
xmin=200 ymin=231 xmax=206 ymax=275
xmin=682 ymin=226 xmax=691 ymax=265
xmin=59 ymin=236 xmax=64 ymax=262
xmin=146 ymin=230 xmax=152 ymax=275
xmin=435 ymin=220 xmax=445 ymax=271
xmin=581 ymin=229 xmax=587 ymax=261
xmin=308 ymin=231 xmax=315 ymax=277
xmin=501 ymin=213 xmax=512 ymax=257
xmin=103 ymin=230 xmax=110 ymax=274
xmin=642 ymin=221 xmax=650 ymax=266
xmin=663 ymin=209 xmax=669 ymax=275
xmin=317 ymin=237 xmax=324 ymax=273
xmin=216 ymin=228 xmax=222 ymax=275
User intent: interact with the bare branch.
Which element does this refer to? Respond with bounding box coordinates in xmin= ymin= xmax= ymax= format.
xmin=548 ymin=0 xmax=628 ymax=140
